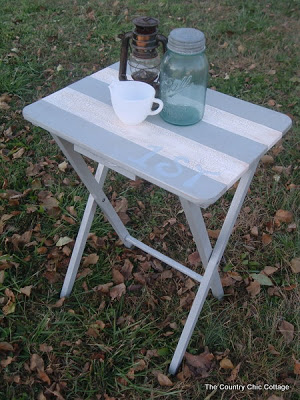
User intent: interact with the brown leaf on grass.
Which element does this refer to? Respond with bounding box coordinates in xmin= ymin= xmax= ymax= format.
xmin=185 ymin=349 xmax=214 ymax=377
xmin=268 ymin=99 xmax=276 ymax=106
xmin=267 ymin=396 xmax=284 ymax=400
xmin=66 ymin=206 xmax=77 ymax=217
xmin=290 ymin=258 xmax=300 ymax=274
xmin=76 ymin=268 xmax=93 ymax=279
xmin=82 ymin=253 xmax=99 ymax=267
xmin=133 ymin=359 xmax=147 ymax=371
xmin=30 ymin=354 xmax=44 ymax=371
xmin=52 ymin=297 xmax=66 ymax=308
xmin=61 ymin=215 xmax=76 ymax=225
xmin=13 ymin=148 xmax=25 ymax=159
xmin=263 ymin=266 xmax=278 ymax=275
xmin=0 ymin=342 xmax=14 ymax=352
xmin=114 ymin=197 xmax=128 ymax=213
xmin=176 ymin=364 xmax=192 ymax=381
xmin=261 ymin=155 xmax=274 ymax=165
xmin=93 ymin=282 xmax=113 ymax=293
xmin=38 ymin=369 xmax=51 ymax=385
xmin=262 ymin=233 xmax=272 ymax=245
xmin=250 ymin=226 xmax=259 ymax=236
xmin=156 ymin=373 xmax=173 ymax=387
xmin=39 ymin=344 xmax=53 ymax=353
xmin=56 ymin=236 xmax=73 ymax=247
xmin=37 ymin=392 xmax=47 ymax=400
xmin=246 ymin=280 xmax=261 ymax=297
xmin=109 ymin=283 xmax=126 ymax=300
xmin=10 ymin=230 xmax=32 ymax=251
xmin=227 ymin=362 xmax=241 ymax=382
xmin=220 ymin=358 xmax=234 ymax=370
xmin=20 ymin=285 xmax=33 ymax=297
xmin=112 ymin=268 xmax=124 ymax=284
xmin=58 ymin=161 xmax=68 ymax=172
xmin=1 ymin=356 xmax=13 ymax=367
xmin=188 ymin=251 xmax=200 ymax=266
xmin=207 ymin=229 xmax=220 ymax=239
xmin=43 ymin=271 xmax=61 ymax=284
xmin=278 ymin=320 xmax=294 ymax=344
xmin=294 ymin=360 xmax=300 ymax=375
xmin=161 ymin=270 xmax=173 ymax=280
xmin=268 ymin=344 xmax=280 ymax=355
xmin=274 ymin=209 xmax=293 ymax=223
xmin=121 ymin=259 xmax=134 ymax=280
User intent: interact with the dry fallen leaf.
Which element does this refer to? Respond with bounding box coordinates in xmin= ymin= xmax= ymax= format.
xmin=157 ymin=373 xmax=173 ymax=387
xmin=112 ymin=268 xmax=125 ymax=284
xmin=263 ymin=266 xmax=278 ymax=276
xmin=188 ymin=251 xmax=200 ymax=266
xmin=246 ymin=280 xmax=261 ymax=296
xmin=1 ymin=356 xmax=13 ymax=368
xmin=13 ymin=148 xmax=25 ymax=159
xmin=294 ymin=360 xmax=300 ymax=375
xmin=56 ymin=236 xmax=73 ymax=247
xmin=185 ymin=348 xmax=214 ymax=377
xmin=0 ymin=342 xmax=14 ymax=352
xmin=121 ymin=259 xmax=134 ymax=280
xmin=290 ymin=258 xmax=300 ymax=274
xmin=52 ymin=297 xmax=66 ymax=308
xmin=109 ymin=283 xmax=126 ymax=300
xmin=58 ymin=161 xmax=68 ymax=172
xmin=268 ymin=344 xmax=280 ymax=356
xmin=220 ymin=358 xmax=234 ymax=370
xmin=278 ymin=320 xmax=294 ymax=344
xmin=274 ymin=209 xmax=293 ymax=223
xmin=39 ymin=344 xmax=53 ymax=352
xmin=83 ymin=253 xmax=99 ymax=267
xmin=261 ymin=155 xmax=274 ymax=165
xmin=262 ymin=233 xmax=272 ymax=245
xmin=30 ymin=354 xmax=44 ymax=371
xmin=227 ymin=362 xmax=241 ymax=382
xmin=133 ymin=359 xmax=147 ymax=371
xmin=20 ymin=285 xmax=33 ymax=297
xmin=250 ymin=273 xmax=273 ymax=286
xmin=267 ymin=395 xmax=284 ymax=400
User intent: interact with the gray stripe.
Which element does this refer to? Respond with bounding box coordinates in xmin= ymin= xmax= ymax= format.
xmin=109 ymin=61 xmax=292 ymax=134
xmin=70 ymin=76 xmax=267 ymax=164
xmin=23 ymin=101 xmax=227 ymax=206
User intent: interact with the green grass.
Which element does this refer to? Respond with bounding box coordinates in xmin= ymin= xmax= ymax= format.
xmin=1 ymin=0 xmax=299 ymax=399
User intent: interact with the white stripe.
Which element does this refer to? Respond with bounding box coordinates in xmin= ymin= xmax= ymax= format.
xmin=92 ymin=67 xmax=282 ymax=149
xmin=44 ymin=87 xmax=248 ymax=187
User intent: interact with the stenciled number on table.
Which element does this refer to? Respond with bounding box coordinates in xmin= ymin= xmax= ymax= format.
xmin=129 ymin=146 xmax=220 ymax=185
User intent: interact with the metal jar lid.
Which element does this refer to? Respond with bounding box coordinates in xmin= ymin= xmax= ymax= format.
xmin=167 ymin=28 xmax=206 ymax=55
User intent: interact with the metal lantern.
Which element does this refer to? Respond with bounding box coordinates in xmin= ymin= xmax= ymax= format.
xmin=118 ymin=16 xmax=167 ymax=88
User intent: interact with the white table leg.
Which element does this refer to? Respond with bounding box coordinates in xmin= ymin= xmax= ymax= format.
xmin=180 ymin=198 xmax=224 ymax=300
xmin=169 ymin=161 xmax=259 ymax=374
xmin=60 ymin=164 xmax=108 ymax=298
xmin=51 ymin=135 xmax=133 ymax=297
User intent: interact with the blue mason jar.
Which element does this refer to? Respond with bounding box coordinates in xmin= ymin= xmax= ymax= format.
xmin=159 ymin=28 xmax=208 ymax=126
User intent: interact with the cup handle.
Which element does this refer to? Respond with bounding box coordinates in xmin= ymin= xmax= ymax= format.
xmin=149 ymin=98 xmax=164 ymax=115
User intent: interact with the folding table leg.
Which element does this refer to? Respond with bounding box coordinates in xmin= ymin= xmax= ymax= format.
xmin=169 ymin=161 xmax=259 ymax=374
xmin=180 ymin=198 xmax=224 ymax=300
xmin=60 ymin=164 xmax=108 ymax=298
xmin=51 ymin=135 xmax=132 ymax=296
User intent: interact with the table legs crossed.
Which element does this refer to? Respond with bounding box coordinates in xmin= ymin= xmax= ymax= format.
xmin=168 ymin=161 xmax=259 ymax=374
xmin=53 ymin=134 xmax=259 ymax=375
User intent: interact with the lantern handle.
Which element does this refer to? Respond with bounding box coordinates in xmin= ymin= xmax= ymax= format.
xmin=119 ymin=31 xmax=133 ymax=81
xmin=156 ymin=34 xmax=168 ymax=53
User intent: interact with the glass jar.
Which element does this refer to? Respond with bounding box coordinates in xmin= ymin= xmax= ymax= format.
xmin=159 ymin=28 xmax=208 ymax=126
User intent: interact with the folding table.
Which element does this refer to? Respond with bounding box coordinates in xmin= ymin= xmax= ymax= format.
xmin=23 ymin=62 xmax=292 ymax=374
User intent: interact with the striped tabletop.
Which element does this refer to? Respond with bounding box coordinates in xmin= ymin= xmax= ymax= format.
xmin=23 ymin=63 xmax=292 ymax=207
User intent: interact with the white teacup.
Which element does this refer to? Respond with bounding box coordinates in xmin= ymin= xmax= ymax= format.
xmin=109 ymin=80 xmax=163 ymax=125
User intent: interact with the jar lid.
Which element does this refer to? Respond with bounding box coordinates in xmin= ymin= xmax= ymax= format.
xmin=167 ymin=28 xmax=206 ymax=55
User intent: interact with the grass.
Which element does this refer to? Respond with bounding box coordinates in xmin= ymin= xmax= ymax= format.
xmin=0 ymin=0 xmax=299 ymax=399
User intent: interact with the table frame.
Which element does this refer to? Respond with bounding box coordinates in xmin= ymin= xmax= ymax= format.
xmin=53 ymin=134 xmax=259 ymax=375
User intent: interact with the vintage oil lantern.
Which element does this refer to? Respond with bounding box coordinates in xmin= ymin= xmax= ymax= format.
xmin=118 ymin=16 xmax=167 ymax=89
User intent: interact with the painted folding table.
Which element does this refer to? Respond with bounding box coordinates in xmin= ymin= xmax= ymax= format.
xmin=23 ymin=62 xmax=292 ymax=374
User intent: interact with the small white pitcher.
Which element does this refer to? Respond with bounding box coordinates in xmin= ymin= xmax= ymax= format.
xmin=109 ymin=80 xmax=163 ymax=125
